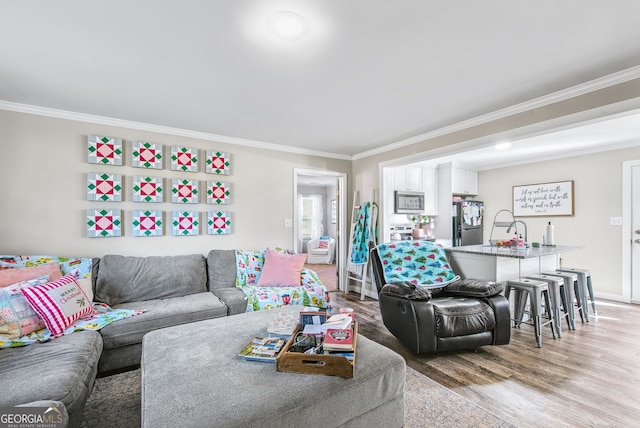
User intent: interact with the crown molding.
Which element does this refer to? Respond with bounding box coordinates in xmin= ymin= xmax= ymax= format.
xmin=353 ymin=65 xmax=640 ymax=160
xmin=0 ymin=100 xmax=352 ymax=161
xmin=3 ymin=65 xmax=639 ymax=163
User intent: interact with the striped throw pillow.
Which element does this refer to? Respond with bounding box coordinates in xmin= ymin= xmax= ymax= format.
xmin=20 ymin=274 xmax=94 ymax=336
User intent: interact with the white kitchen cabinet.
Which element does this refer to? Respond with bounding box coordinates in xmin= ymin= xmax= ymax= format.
xmin=393 ymin=166 xmax=423 ymax=191
xmin=451 ymin=167 xmax=478 ymax=195
xmin=422 ymin=167 xmax=438 ymax=215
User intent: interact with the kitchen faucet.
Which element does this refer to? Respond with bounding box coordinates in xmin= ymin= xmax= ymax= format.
xmin=506 ymin=220 xmax=528 ymax=246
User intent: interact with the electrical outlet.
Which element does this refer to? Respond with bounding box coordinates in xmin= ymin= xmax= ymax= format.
xmin=610 ymin=216 xmax=622 ymax=226
xmin=284 ymin=218 xmax=292 ymax=228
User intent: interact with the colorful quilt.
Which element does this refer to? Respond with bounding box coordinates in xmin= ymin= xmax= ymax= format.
xmin=235 ymin=249 xmax=329 ymax=312
xmin=350 ymin=202 xmax=377 ymax=265
xmin=0 ymin=254 xmax=93 ymax=281
xmin=0 ymin=302 xmax=144 ymax=349
xmin=376 ymin=241 xmax=460 ymax=289
xmin=0 ymin=254 xmax=144 ymax=348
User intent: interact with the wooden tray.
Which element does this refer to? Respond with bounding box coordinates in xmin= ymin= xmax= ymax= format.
xmin=276 ymin=322 xmax=357 ymax=378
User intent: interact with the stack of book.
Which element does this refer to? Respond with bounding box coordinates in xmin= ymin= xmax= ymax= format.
xmin=322 ymin=327 xmax=354 ymax=359
xmin=267 ymin=310 xmax=300 ymax=338
xmin=238 ymin=337 xmax=286 ymax=363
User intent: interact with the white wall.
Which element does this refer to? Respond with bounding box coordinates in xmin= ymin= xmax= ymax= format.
xmin=0 ymin=110 xmax=351 ymax=258
xmin=478 ymin=147 xmax=640 ymax=298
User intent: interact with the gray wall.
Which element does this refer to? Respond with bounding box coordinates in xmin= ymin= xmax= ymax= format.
xmin=0 ymin=110 xmax=351 ymax=257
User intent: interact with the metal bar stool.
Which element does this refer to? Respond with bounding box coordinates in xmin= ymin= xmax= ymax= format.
xmin=526 ymin=274 xmax=571 ymax=336
xmin=504 ymin=278 xmax=556 ymax=348
xmin=556 ymin=267 xmax=597 ymax=320
xmin=542 ymin=271 xmax=582 ymax=325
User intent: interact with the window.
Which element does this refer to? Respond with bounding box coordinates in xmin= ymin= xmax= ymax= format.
xmin=299 ymin=194 xmax=324 ymax=239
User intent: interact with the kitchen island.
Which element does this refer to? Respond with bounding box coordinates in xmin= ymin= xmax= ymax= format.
xmin=446 ymin=244 xmax=583 ymax=283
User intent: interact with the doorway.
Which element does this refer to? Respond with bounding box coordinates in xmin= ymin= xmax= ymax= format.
xmin=293 ymin=169 xmax=347 ymax=292
xmin=623 ymin=160 xmax=640 ymax=303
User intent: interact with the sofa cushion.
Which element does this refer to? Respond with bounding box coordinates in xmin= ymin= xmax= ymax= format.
xmin=211 ymin=287 xmax=247 ymax=316
xmin=310 ymin=248 xmax=329 ymax=255
xmin=21 ymin=274 xmax=94 ymax=337
xmin=206 ymin=249 xmax=237 ymax=290
xmin=432 ymin=297 xmax=496 ymax=337
xmin=0 ymin=330 xmax=102 ymax=428
xmin=94 ymin=254 xmax=207 ymax=306
xmin=99 ymin=292 xmax=226 ymax=350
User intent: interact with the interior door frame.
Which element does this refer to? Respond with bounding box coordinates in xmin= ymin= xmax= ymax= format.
xmin=293 ymin=169 xmax=348 ymax=292
xmin=622 ymin=159 xmax=640 ymax=303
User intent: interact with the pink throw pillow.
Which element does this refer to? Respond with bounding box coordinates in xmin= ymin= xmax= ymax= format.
xmin=318 ymin=239 xmax=329 ymax=249
xmin=20 ymin=274 xmax=94 ymax=337
xmin=0 ymin=276 xmax=48 ymax=339
xmin=257 ymin=248 xmax=307 ymax=287
xmin=0 ymin=263 xmax=63 ymax=288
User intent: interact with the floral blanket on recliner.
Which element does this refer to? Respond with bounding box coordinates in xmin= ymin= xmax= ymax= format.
xmin=235 ymin=248 xmax=329 ymax=312
xmin=376 ymin=241 xmax=459 ymax=289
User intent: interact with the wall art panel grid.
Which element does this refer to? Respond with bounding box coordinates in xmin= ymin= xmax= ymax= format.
xmin=87 ymin=173 xmax=122 ymax=202
xmin=170 ymin=146 xmax=198 ymax=172
xmin=132 ymin=141 xmax=163 ymax=169
xmin=172 ymin=211 xmax=199 ymax=236
xmin=87 ymin=209 xmax=122 ymax=238
xmin=133 ymin=176 xmax=163 ymax=203
xmin=206 ymin=181 xmax=230 ymax=204
xmin=207 ymin=211 xmax=231 ymax=235
xmin=132 ymin=210 xmax=163 ymax=237
xmin=171 ymin=179 xmax=199 ymax=203
xmin=205 ymin=151 xmax=230 ymax=175
xmin=87 ymin=135 xmax=123 ymax=165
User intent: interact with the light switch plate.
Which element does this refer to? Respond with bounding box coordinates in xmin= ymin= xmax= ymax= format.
xmin=610 ymin=216 xmax=622 ymax=226
xmin=284 ymin=218 xmax=292 ymax=228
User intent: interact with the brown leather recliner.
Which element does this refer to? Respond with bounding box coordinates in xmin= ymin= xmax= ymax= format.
xmin=370 ymin=247 xmax=511 ymax=353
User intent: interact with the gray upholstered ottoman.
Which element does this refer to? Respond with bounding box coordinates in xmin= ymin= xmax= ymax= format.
xmin=141 ymin=305 xmax=405 ymax=428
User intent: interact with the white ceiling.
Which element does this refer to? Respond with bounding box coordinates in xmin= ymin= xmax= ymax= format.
xmin=2 ymin=1 xmax=640 ymax=163
xmin=409 ymin=110 xmax=640 ymax=170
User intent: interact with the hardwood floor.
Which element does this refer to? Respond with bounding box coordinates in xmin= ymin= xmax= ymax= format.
xmin=330 ymin=291 xmax=640 ymax=427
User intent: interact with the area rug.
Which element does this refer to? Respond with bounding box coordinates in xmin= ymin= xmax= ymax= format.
xmin=304 ymin=262 xmax=337 ymax=291
xmin=81 ymin=366 xmax=511 ymax=427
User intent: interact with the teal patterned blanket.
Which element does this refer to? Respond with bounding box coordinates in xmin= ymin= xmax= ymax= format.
xmin=376 ymin=241 xmax=459 ymax=288
xmin=235 ymin=249 xmax=329 ymax=312
xmin=1 ymin=302 xmax=144 ymax=348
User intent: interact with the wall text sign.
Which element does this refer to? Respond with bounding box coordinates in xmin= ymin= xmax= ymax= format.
xmin=512 ymin=180 xmax=574 ymax=217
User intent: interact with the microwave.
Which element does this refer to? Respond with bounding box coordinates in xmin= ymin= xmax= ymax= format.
xmin=394 ymin=191 xmax=425 ymax=214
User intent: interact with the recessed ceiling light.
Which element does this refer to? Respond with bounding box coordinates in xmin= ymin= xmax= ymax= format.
xmin=495 ymin=142 xmax=511 ymax=150
xmin=268 ymin=11 xmax=308 ymax=40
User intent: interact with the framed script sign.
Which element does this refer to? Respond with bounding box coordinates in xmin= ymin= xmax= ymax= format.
xmin=512 ymin=180 xmax=574 ymax=217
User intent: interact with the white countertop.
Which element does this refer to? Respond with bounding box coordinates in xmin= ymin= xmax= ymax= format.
xmin=445 ymin=244 xmax=583 ymax=259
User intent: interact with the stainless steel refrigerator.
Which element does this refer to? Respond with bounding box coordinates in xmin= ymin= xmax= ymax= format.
xmin=452 ymin=200 xmax=484 ymax=246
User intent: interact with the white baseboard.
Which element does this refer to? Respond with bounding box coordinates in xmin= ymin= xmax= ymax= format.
xmin=594 ymin=291 xmax=630 ymax=304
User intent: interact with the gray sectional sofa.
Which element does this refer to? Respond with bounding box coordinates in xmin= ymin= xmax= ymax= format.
xmin=0 ymin=250 xmax=253 ymax=427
